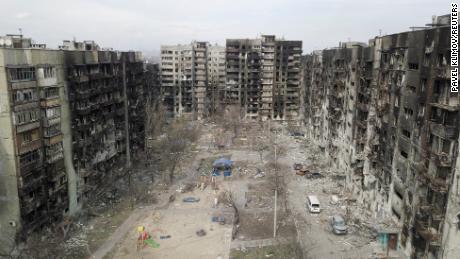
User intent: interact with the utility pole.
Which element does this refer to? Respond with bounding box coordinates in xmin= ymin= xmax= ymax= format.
xmin=122 ymin=59 xmax=131 ymax=168
xmin=273 ymin=139 xmax=277 ymax=238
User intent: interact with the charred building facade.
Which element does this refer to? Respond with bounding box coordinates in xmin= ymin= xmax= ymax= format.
xmin=302 ymin=15 xmax=459 ymax=258
xmin=61 ymin=40 xmax=146 ymax=205
xmin=160 ymin=42 xmax=225 ymax=119
xmin=0 ymin=35 xmax=68 ymax=250
xmin=225 ymin=35 xmax=302 ymax=121
xmin=0 ymin=36 xmax=149 ymax=252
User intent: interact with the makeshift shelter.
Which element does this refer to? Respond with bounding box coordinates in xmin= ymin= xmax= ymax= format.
xmin=212 ymin=158 xmax=233 ymax=177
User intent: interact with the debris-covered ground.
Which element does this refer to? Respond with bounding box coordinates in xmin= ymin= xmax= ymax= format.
xmin=52 ymin=119 xmax=404 ymax=259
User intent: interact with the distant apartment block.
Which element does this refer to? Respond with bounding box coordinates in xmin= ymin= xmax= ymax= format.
xmin=225 ymin=35 xmax=302 ymax=121
xmin=160 ymin=42 xmax=225 ymax=119
xmin=0 ymin=35 xmax=151 ymax=251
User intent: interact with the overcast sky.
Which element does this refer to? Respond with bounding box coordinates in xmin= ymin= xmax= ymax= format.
xmin=0 ymin=0 xmax=453 ymax=57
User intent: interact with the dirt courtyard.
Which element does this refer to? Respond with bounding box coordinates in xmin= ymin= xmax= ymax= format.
xmin=111 ymin=188 xmax=233 ymax=259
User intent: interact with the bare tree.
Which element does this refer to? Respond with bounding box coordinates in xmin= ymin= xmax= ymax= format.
xmin=219 ymin=190 xmax=240 ymax=240
xmin=145 ymin=97 xmax=167 ymax=148
xmin=147 ymin=119 xmax=200 ymax=185
xmin=222 ymin=105 xmax=243 ymax=140
xmin=254 ymin=138 xmax=269 ymax=163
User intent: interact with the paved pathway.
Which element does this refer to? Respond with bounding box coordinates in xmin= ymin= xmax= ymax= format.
xmin=230 ymin=237 xmax=292 ymax=249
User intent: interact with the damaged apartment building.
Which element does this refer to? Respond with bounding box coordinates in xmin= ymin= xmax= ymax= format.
xmin=302 ymin=15 xmax=460 ymax=258
xmin=0 ymin=35 xmax=150 ymax=252
xmin=160 ymin=42 xmax=225 ymax=119
xmin=225 ymin=35 xmax=302 ymax=121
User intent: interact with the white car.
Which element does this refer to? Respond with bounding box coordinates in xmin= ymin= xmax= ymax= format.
xmin=307 ymin=195 xmax=321 ymax=213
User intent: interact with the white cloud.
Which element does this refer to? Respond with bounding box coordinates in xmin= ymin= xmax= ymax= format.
xmin=0 ymin=0 xmax=453 ymax=54
xmin=15 ymin=12 xmax=30 ymax=19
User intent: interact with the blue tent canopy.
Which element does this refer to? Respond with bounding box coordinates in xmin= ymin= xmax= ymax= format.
xmin=213 ymin=158 xmax=233 ymax=169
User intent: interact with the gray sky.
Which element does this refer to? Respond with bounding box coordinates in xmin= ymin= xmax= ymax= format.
xmin=0 ymin=0 xmax=453 ymax=56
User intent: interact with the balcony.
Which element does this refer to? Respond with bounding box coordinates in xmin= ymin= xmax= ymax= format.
xmin=434 ymin=67 xmax=450 ymax=79
xmin=429 ymin=122 xmax=458 ymax=140
xmin=414 ymin=217 xmax=441 ymax=245
xmin=43 ymin=117 xmax=61 ymax=127
xmin=44 ymin=134 xmax=63 ymax=146
xmin=431 ymin=94 xmax=460 ymax=111
xmin=70 ymin=74 xmax=89 ymax=83
xmin=75 ymin=104 xmax=92 ymax=115
xmin=84 ymin=51 xmax=99 ymax=64
xmin=40 ymin=97 xmax=60 ymax=108
xmin=227 ymin=47 xmax=240 ymax=53
xmin=89 ymin=73 xmax=105 ymax=80
xmin=74 ymin=137 xmax=91 ymax=148
xmin=20 ymin=159 xmax=43 ymax=176
xmin=428 ymin=177 xmax=449 ymax=193
xmin=17 ymin=139 xmax=43 ymax=155
xmin=20 ymin=174 xmax=45 ymax=193
xmin=10 ymin=80 xmax=37 ymax=90
xmin=431 ymin=151 xmax=453 ymax=167
xmin=46 ymin=151 xmax=64 ymax=164
xmin=37 ymin=77 xmax=57 ymax=87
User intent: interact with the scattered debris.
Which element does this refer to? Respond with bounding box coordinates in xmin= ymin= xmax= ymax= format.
xmin=196 ymin=229 xmax=207 ymax=236
xmin=254 ymin=168 xmax=265 ymax=179
xmin=330 ymin=195 xmax=339 ymax=205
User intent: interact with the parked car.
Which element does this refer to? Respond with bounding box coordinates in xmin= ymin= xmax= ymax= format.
xmin=289 ymin=131 xmax=305 ymax=137
xmin=330 ymin=215 xmax=348 ymax=235
xmin=305 ymin=171 xmax=324 ymax=179
xmin=306 ymin=195 xmax=321 ymax=213
xmin=182 ymin=197 xmax=200 ymax=203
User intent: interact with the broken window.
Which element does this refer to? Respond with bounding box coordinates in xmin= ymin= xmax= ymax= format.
xmin=12 ymin=89 xmax=36 ymax=103
xmin=407 ymin=85 xmax=417 ymax=93
xmin=15 ymin=109 xmax=39 ymax=125
xmin=402 ymin=129 xmax=411 ymax=138
xmin=8 ymin=67 xmax=36 ymax=81
xmin=400 ymin=150 xmax=408 ymax=158
xmin=423 ymin=53 xmax=431 ymax=66
xmin=437 ymin=53 xmax=446 ymax=66
xmin=44 ymin=87 xmax=59 ymax=99
xmin=44 ymin=123 xmax=61 ymax=137
xmin=22 ymin=131 xmax=32 ymax=143
xmin=394 ymin=186 xmax=404 ymax=200
xmin=45 ymin=107 xmax=61 ymax=118
xmin=392 ymin=207 xmax=401 ymax=220
xmin=408 ymin=63 xmax=419 ymax=70
xmin=421 ymin=79 xmax=427 ymax=92
xmin=404 ymin=107 xmax=414 ymax=118
xmin=43 ymin=67 xmax=55 ymax=78
xmin=418 ymin=106 xmax=425 ymax=117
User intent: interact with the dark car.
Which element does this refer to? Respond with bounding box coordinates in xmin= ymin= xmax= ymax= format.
xmin=331 ymin=215 xmax=348 ymax=235
xmin=305 ymin=171 xmax=324 ymax=179
xmin=289 ymin=131 xmax=305 ymax=137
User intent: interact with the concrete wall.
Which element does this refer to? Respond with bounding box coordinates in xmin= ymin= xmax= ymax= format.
xmin=0 ymin=48 xmax=21 ymax=254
